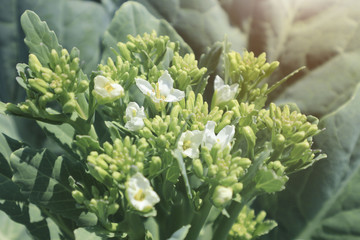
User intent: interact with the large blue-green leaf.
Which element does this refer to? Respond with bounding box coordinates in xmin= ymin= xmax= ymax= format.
xmin=256 ymin=83 xmax=360 ymax=240
xmin=0 ymin=211 xmax=32 ymax=240
xmin=10 ymin=147 xmax=83 ymax=218
xmin=0 ymin=132 xmax=53 ymax=240
xmin=101 ymin=1 xmax=192 ymax=62
xmin=132 ymin=0 xmax=246 ymax=57
xmin=0 ymin=0 xmax=108 ymax=103
xmin=220 ymin=0 xmax=360 ymax=118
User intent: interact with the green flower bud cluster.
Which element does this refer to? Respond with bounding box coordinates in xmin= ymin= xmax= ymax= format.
xmin=139 ymin=112 xmax=182 ymax=151
xmin=116 ymin=31 xmax=178 ymax=76
xmin=168 ymin=52 xmax=207 ymax=90
xmin=225 ymin=51 xmax=279 ymax=108
xmin=177 ymin=91 xmax=224 ymax=130
xmin=198 ymin=146 xmax=251 ymax=192
xmin=98 ymin=56 xmax=138 ymax=90
xmin=87 ymin=137 xmax=149 ymax=186
xmin=72 ymin=186 xmax=120 ymax=231
xmin=19 ymin=48 xmax=88 ymax=114
xmin=256 ymin=103 xmax=323 ymax=173
xmin=228 ymin=205 xmax=277 ymax=240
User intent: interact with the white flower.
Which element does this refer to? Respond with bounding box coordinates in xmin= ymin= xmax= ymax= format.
xmin=212 ymin=185 xmax=233 ymax=208
xmin=93 ymin=75 xmax=124 ymax=104
xmin=125 ymin=102 xmax=146 ymax=131
xmin=135 ymin=71 xmax=185 ymax=103
xmin=126 ymin=172 xmax=160 ymax=213
xmin=212 ymin=75 xmax=239 ymax=106
xmin=202 ymin=121 xmax=235 ymax=150
xmin=178 ymin=130 xmax=203 ymax=159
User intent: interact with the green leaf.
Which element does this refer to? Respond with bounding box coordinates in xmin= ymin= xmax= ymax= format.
xmin=0 ymin=133 xmax=54 ymax=240
xmin=37 ymin=122 xmax=78 ymax=158
xmin=0 ymin=210 xmax=32 ymax=240
xmin=102 ymin=1 xmax=192 ymax=62
xmin=10 ymin=147 xmax=85 ymax=219
xmin=74 ymin=228 xmax=102 ymax=240
xmin=224 ymin=0 xmax=360 ymax=118
xmin=256 ymin=83 xmax=360 ymax=239
xmin=134 ymin=0 xmax=247 ymax=57
xmin=21 ymin=10 xmax=62 ymax=65
xmin=167 ymin=225 xmax=191 ymax=240
xmin=254 ymin=167 xmax=288 ymax=194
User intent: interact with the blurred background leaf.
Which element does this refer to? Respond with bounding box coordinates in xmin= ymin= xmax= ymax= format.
xmin=221 ymin=0 xmax=360 ymax=118
xmin=101 ymin=1 xmax=192 ymax=62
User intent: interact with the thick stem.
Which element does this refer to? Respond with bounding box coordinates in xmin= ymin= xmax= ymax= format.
xmin=212 ymin=191 xmax=255 ymax=240
xmin=186 ymin=196 xmax=213 ymax=240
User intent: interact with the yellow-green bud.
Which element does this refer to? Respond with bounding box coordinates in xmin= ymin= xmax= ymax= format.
xmin=62 ymin=99 xmax=77 ymax=113
xmin=232 ymin=182 xmax=243 ymax=193
xmin=103 ymin=142 xmax=113 ymax=155
xmin=107 ymin=203 xmax=119 ymax=215
xmin=291 ymin=131 xmax=306 ymax=143
xmin=117 ymin=42 xmax=132 ymax=61
xmin=72 ymin=190 xmax=85 ymax=204
xmin=140 ymin=127 xmax=154 ymax=139
xmin=219 ymin=175 xmax=238 ymax=186
xmin=290 ymin=141 xmax=310 ymax=159
xmin=149 ymin=156 xmax=162 ymax=175
xmin=208 ymin=164 xmax=218 ymax=177
xmin=192 ymin=159 xmax=204 ymax=178
xmin=243 ymin=126 xmax=256 ymax=148
xmin=112 ymin=172 xmax=122 ymax=182
xmin=28 ymin=54 xmax=42 ymax=73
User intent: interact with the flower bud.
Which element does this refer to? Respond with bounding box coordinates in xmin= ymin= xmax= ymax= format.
xmin=72 ymin=190 xmax=85 ymax=204
xmin=62 ymin=99 xmax=77 ymax=113
xmin=117 ymin=42 xmax=132 ymax=61
xmin=107 ymin=203 xmax=119 ymax=215
xmin=219 ymin=175 xmax=238 ymax=186
xmin=192 ymin=159 xmax=204 ymax=178
xmin=291 ymin=131 xmax=306 ymax=143
xmin=28 ymin=54 xmax=42 ymax=73
xmin=212 ymin=185 xmax=233 ymax=208
xmin=290 ymin=141 xmax=310 ymax=159
xmin=243 ymin=126 xmax=256 ymax=148
xmin=232 ymin=182 xmax=243 ymax=194
xmin=149 ymin=156 xmax=162 ymax=175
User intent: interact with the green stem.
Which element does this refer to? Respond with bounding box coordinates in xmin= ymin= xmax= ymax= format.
xmin=212 ymin=191 xmax=255 ymax=240
xmin=186 ymin=195 xmax=213 ymax=240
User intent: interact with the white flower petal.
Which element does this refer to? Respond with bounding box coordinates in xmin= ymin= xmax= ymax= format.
xmin=126 ymin=173 xmax=160 ymax=212
xmin=125 ymin=102 xmax=146 ymax=131
xmin=178 ymin=130 xmax=203 ymax=159
xmin=216 ymin=125 xmax=235 ymax=149
xmin=136 ymin=78 xmax=155 ymax=97
xmin=164 ymin=89 xmax=185 ymax=102
xmin=125 ymin=118 xmax=144 ymax=131
xmin=158 ymin=70 xmax=174 ymax=96
xmin=212 ymin=185 xmax=233 ymax=207
xmin=202 ymin=121 xmax=217 ymax=149
xmin=214 ymin=75 xmax=225 ymax=89
xmin=183 ymin=148 xmax=200 ymax=159
xmin=93 ymin=75 xmax=124 ymax=103
xmin=213 ymin=75 xmax=239 ymax=105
